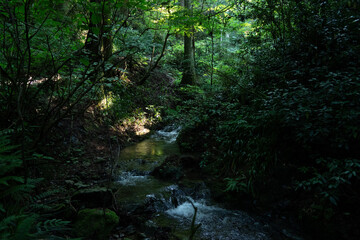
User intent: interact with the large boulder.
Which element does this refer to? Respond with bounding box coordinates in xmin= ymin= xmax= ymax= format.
xmin=74 ymin=208 xmax=119 ymax=240
xmin=71 ymin=187 xmax=113 ymax=209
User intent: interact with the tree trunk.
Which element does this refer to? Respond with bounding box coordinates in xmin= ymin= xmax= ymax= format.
xmin=181 ymin=0 xmax=196 ymax=85
xmin=85 ymin=0 xmax=101 ymax=62
xmin=101 ymin=0 xmax=113 ymax=61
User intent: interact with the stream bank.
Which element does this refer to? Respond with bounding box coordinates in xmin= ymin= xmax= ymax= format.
xmin=106 ymin=125 xmax=304 ymax=240
xmin=43 ymin=119 xmax=305 ymax=240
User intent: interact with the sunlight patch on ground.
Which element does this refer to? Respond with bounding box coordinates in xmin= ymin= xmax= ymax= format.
xmin=136 ymin=128 xmax=150 ymax=136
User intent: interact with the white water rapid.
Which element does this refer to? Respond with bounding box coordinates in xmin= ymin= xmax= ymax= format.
xmin=114 ymin=125 xmax=302 ymax=240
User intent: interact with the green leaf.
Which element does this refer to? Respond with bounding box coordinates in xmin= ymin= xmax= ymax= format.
xmin=0 ymin=176 xmax=24 ymax=186
xmin=79 ymin=58 xmax=90 ymax=66
xmin=91 ymin=14 xmax=102 ymax=25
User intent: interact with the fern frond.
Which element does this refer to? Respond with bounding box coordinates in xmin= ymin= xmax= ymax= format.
xmin=0 ymin=145 xmax=18 ymax=153
xmin=0 ymin=131 xmax=21 ymax=177
xmin=0 ymin=129 xmax=14 ymax=135
xmin=0 ymin=214 xmax=30 ymax=240
xmin=0 ymin=214 xmax=26 ymax=229
xmin=0 ymin=176 xmax=24 ymax=186
xmin=42 ymin=219 xmax=71 ymax=232
xmin=0 ymin=131 xmax=18 ymax=154
xmin=28 ymin=203 xmax=55 ymax=212
xmin=0 ymin=131 xmax=76 ymax=240
xmin=0 ymin=134 xmax=11 ymax=147
xmin=31 ymin=189 xmax=60 ymax=203
xmin=1 ymin=183 xmax=34 ymax=200
xmin=12 ymin=214 xmax=38 ymax=240
xmin=0 ymin=162 xmax=22 ymax=176
xmin=28 ymin=189 xmax=63 ymax=213
xmin=35 ymin=219 xmax=73 ymax=240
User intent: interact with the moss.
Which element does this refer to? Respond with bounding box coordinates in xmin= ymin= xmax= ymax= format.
xmin=153 ymin=214 xmax=190 ymax=240
xmin=74 ymin=208 xmax=119 ymax=240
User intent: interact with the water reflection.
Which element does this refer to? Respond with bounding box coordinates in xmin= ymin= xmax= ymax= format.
xmin=117 ymin=126 xmax=181 ymax=172
xmin=118 ymin=138 xmax=179 ymax=162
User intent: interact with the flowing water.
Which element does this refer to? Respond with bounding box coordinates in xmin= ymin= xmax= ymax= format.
xmin=114 ymin=125 xmax=300 ymax=240
xmin=115 ymin=125 xmax=181 ymax=209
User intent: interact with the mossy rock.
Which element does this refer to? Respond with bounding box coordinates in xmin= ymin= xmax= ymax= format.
xmin=74 ymin=208 xmax=119 ymax=240
xmin=151 ymin=155 xmax=184 ymax=182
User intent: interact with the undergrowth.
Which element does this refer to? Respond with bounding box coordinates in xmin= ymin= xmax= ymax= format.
xmin=0 ymin=130 xmax=76 ymax=240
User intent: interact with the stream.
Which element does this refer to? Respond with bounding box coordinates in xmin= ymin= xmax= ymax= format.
xmin=114 ymin=125 xmax=301 ymax=240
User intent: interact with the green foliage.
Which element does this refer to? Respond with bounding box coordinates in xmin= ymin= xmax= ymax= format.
xmin=0 ymin=214 xmax=37 ymax=240
xmin=0 ymin=130 xmax=26 ymax=207
xmin=35 ymin=219 xmax=73 ymax=240
xmin=175 ymin=85 xmax=222 ymax=152
xmin=74 ymin=208 xmax=119 ymax=240
xmin=175 ymin=2 xmax=360 ymax=236
xmin=297 ymin=158 xmax=360 ymax=206
xmin=0 ymin=0 xmax=359 ymax=238
xmin=224 ymin=176 xmax=248 ymax=193
xmin=0 ymin=131 xmax=74 ymax=240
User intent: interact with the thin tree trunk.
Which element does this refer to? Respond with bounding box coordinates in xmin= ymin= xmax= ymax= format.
xmin=181 ymin=0 xmax=196 ymax=85
xmin=211 ymin=30 xmax=214 ymax=86
xmin=139 ymin=31 xmax=171 ymax=85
